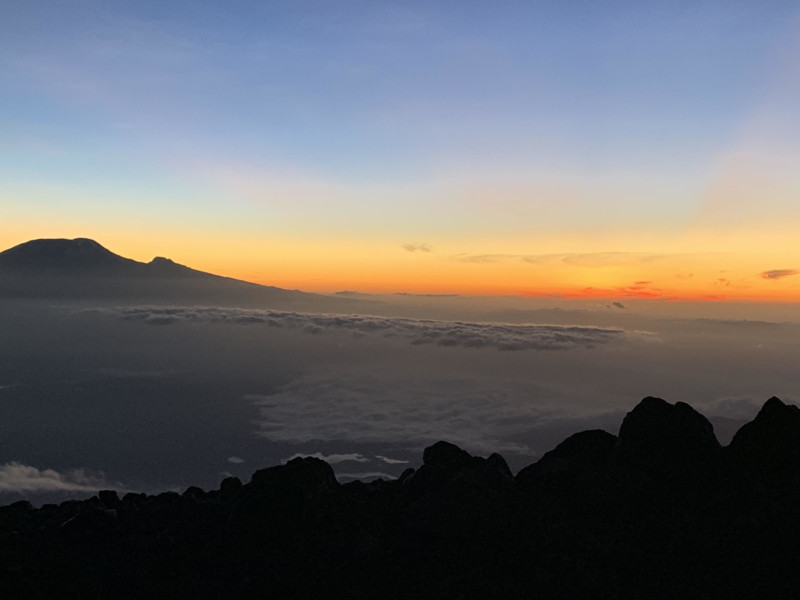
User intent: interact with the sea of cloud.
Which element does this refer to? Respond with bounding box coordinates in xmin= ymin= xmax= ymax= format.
xmin=249 ymin=371 xmax=583 ymax=456
xmin=2 ymin=299 xmax=799 ymax=503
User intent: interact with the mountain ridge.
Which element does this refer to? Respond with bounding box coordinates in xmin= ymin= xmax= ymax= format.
xmin=1 ymin=237 xmax=250 ymax=282
xmin=0 ymin=237 xmax=354 ymax=309
xmin=4 ymin=395 xmax=800 ymax=598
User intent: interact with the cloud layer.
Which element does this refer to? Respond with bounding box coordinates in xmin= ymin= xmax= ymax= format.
xmin=0 ymin=462 xmax=122 ymax=493
xmin=248 ymin=372 xmax=616 ymax=457
xmin=106 ymin=307 xmax=625 ymax=352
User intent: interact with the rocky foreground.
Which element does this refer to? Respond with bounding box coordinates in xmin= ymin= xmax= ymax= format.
xmin=4 ymin=396 xmax=800 ymax=599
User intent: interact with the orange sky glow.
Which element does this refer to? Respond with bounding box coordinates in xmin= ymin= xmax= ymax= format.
xmin=5 ymin=221 xmax=798 ymax=302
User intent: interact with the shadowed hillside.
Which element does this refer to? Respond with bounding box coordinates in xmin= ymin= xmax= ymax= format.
xmin=3 ymin=396 xmax=800 ymax=598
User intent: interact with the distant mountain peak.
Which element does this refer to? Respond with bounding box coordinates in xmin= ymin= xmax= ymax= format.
xmin=149 ymin=256 xmax=176 ymax=265
xmin=65 ymin=237 xmax=103 ymax=247
xmin=0 ymin=237 xmax=133 ymax=271
xmin=0 ymin=236 xmax=331 ymax=307
xmin=148 ymin=256 xmax=185 ymax=270
xmin=5 ymin=237 xmax=108 ymax=255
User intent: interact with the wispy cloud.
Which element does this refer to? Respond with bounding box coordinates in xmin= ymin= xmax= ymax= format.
xmin=375 ymin=455 xmax=410 ymax=465
xmin=402 ymin=243 xmax=432 ymax=253
xmin=283 ymin=452 xmax=370 ymax=464
xmin=0 ymin=462 xmax=124 ymax=493
xmin=616 ymin=285 xmax=663 ymax=298
xmin=103 ymin=307 xmax=626 ymax=352
xmin=393 ymin=292 xmax=459 ymax=297
xmin=453 ymin=252 xmax=722 ymax=268
xmin=454 ymin=253 xmax=516 ymax=264
xmin=336 ymin=471 xmax=397 ymax=481
xmin=539 ymin=253 xmax=667 ymax=267
xmin=761 ymin=269 xmax=799 ymax=280
xmin=333 ymin=290 xmax=370 ymax=296
xmin=575 ymin=283 xmax=664 ymax=299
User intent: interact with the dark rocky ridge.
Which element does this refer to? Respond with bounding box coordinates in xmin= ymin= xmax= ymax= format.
xmin=4 ymin=396 xmax=800 ymax=598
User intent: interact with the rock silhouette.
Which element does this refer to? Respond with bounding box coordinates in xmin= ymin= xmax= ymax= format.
xmin=0 ymin=237 xmax=359 ymax=310
xmin=516 ymin=428 xmax=616 ymax=490
xmin=614 ymin=396 xmax=721 ymax=470
xmin=728 ymin=396 xmax=800 ymax=477
xmin=3 ymin=396 xmax=800 ymax=598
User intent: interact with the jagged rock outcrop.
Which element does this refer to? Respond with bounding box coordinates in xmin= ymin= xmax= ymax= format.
xmin=728 ymin=396 xmax=800 ymax=479
xmin=614 ymin=396 xmax=720 ymax=471
xmin=225 ymin=456 xmax=342 ymax=545
xmin=516 ymin=429 xmax=616 ymax=490
xmin=404 ymin=440 xmax=514 ymax=494
xmin=3 ymin=396 xmax=800 ymax=599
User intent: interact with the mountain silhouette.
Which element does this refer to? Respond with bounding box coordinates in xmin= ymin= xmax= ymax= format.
xmin=0 ymin=237 xmax=354 ymax=309
xmin=0 ymin=237 xmax=140 ymax=273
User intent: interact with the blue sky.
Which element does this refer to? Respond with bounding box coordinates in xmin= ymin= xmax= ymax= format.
xmin=4 ymin=1 xmax=789 ymax=171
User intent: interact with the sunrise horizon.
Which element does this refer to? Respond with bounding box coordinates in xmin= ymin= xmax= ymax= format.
xmin=3 ymin=232 xmax=800 ymax=303
xmin=5 ymin=1 xmax=800 ymax=307
xmin=6 ymin=4 xmax=800 ymax=593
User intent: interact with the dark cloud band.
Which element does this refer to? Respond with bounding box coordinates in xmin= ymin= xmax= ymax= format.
xmin=102 ymin=307 xmax=625 ymax=352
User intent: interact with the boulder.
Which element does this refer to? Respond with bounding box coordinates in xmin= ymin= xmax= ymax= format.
xmin=248 ymin=456 xmax=339 ymax=500
xmin=613 ymin=396 xmax=720 ymax=471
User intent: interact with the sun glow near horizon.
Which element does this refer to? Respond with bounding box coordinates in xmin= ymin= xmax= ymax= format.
xmin=5 ymin=227 xmax=798 ymax=302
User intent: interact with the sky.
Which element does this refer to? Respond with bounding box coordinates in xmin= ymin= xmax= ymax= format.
xmin=2 ymin=0 xmax=800 ymax=299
